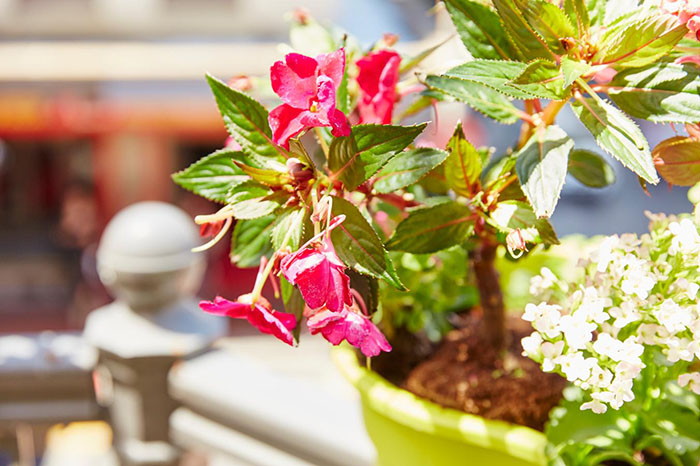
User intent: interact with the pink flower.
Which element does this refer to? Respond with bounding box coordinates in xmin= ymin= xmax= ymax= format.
xmin=356 ymin=50 xmax=401 ymax=124
xmin=307 ymin=308 xmax=392 ymax=357
xmin=307 ymin=307 xmax=392 ymax=357
xmin=268 ymin=49 xmax=351 ymax=149
xmin=200 ymin=294 xmax=297 ymax=346
xmin=661 ymin=0 xmax=700 ymax=39
xmin=280 ymin=236 xmax=352 ymax=312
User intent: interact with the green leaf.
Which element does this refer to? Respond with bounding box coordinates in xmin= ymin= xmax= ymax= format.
xmin=425 ymin=75 xmax=521 ymax=124
xmin=228 ymin=181 xmax=283 ymax=219
xmin=380 ymin=251 xmax=407 ymax=291
xmin=515 ymin=125 xmax=573 ymax=218
xmin=546 ymin=388 xmax=636 ymax=465
xmin=564 ymin=0 xmax=590 ymax=36
xmin=445 ymin=122 xmax=482 ymax=197
xmin=640 ymin=399 xmax=700 ymax=458
xmin=593 ymin=14 xmax=687 ymax=69
xmin=561 ymin=56 xmax=592 ymax=88
xmin=172 ymin=149 xmax=248 ymax=203
xmin=585 ymin=0 xmax=605 ymax=27
xmin=330 ymin=196 xmax=387 ymax=279
xmin=234 ymin=161 xmax=290 ymax=187
xmin=608 ymin=63 xmax=700 ymax=124
xmin=230 ymin=215 xmax=275 ymax=267
xmin=328 ymin=124 xmax=426 ymax=190
xmin=443 ymin=0 xmax=516 ymax=60
xmin=517 ymin=0 xmax=576 ymax=55
xmin=347 ymin=270 xmax=380 ymax=314
xmin=490 ymin=200 xmax=559 ymax=244
xmin=206 ymin=74 xmax=286 ymax=160
xmin=653 ymin=136 xmax=700 ymax=186
xmin=271 ymin=208 xmax=306 ymax=250
xmin=445 ymin=60 xmax=534 ymax=99
xmin=512 ymin=59 xmax=570 ymax=100
xmin=493 ymin=0 xmax=557 ymax=61
xmin=374 ymin=148 xmax=449 ymax=194
xmin=386 ymin=201 xmax=475 ymax=253
xmin=568 ymin=149 xmax=616 ymax=188
xmin=288 ymin=138 xmax=316 ymax=169
xmin=571 ymin=97 xmax=658 ymax=184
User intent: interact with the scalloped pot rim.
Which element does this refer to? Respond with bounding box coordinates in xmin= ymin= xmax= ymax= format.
xmin=331 ymin=345 xmax=547 ymax=465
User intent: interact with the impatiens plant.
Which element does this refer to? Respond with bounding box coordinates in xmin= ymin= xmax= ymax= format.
xmin=172 ymin=1 xmax=700 ymax=461
xmin=524 ymin=210 xmax=700 ymax=464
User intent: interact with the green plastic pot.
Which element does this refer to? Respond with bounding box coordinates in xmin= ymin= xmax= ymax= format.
xmin=332 ymin=346 xmax=547 ymax=466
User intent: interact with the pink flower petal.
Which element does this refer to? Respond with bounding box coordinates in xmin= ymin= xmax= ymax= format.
xmin=269 ymin=104 xmax=307 ymax=149
xmin=247 ymin=304 xmax=296 ymax=346
xmin=307 ymin=309 xmax=392 ymax=357
xmin=281 ymin=247 xmax=331 ymax=310
xmin=316 ymin=48 xmax=345 ymax=89
xmin=199 ymin=296 xmax=248 ymax=318
xmin=270 ymin=55 xmax=318 ymax=108
xmin=200 ymin=296 xmax=296 ymax=346
xmin=285 ymin=53 xmax=319 ymax=78
xmin=280 ymin=238 xmax=352 ymax=312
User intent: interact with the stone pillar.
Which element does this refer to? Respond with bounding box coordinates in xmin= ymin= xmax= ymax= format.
xmin=83 ymin=201 xmax=226 ymax=466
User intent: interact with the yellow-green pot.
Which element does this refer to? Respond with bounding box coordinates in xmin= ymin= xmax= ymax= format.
xmin=332 ymin=346 xmax=547 ymax=466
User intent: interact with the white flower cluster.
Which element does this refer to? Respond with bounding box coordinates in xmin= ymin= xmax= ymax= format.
xmin=521 ymin=215 xmax=700 ymax=414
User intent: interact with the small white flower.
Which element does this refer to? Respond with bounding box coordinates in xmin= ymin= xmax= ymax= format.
xmin=608 ymin=301 xmax=641 ymax=329
xmin=529 ymin=267 xmax=558 ymax=297
xmin=595 ymin=236 xmax=619 ymax=273
xmin=532 ymin=306 xmax=562 ymax=339
xmin=620 ymin=266 xmax=656 ymax=300
xmin=618 ymin=337 xmax=644 ymax=365
xmin=575 ymin=287 xmax=611 ymax=324
xmin=665 ymin=337 xmax=693 ymax=362
xmin=678 ymin=373 xmax=700 ymax=395
xmin=587 ymin=365 xmax=613 ymax=389
xmin=668 ymin=218 xmax=700 ymax=256
xmin=607 ymin=377 xmax=635 ymax=409
xmin=593 ymin=333 xmax=622 ymax=360
xmin=654 ymin=299 xmax=692 ymax=334
xmin=671 ymin=278 xmax=700 ymax=301
xmin=559 ymin=314 xmax=596 ymax=351
xmin=636 ymin=324 xmax=664 ymax=345
xmin=541 ymin=340 xmax=564 ymax=372
xmin=557 ymin=352 xmax=595 ymax=382
xmin=522 ymin=302 xmax=549 ymax=322
xmin=581 ymin=400 xmax=607 ymax=414
xmin=615 ymin=360 xmax=643 ymax=380
xmin=521 ymin=332 xmax=543 ymax=358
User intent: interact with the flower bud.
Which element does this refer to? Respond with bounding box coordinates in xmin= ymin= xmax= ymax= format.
xmin=291 ymin=7 xmax=310 ymax=25
xmin=286 ymin=157 xmax=314 ymax=184
xmin=506 ymin=229 xmax=527 ymax=258
xmin=227 ymin=75 xmax=253 ymax=92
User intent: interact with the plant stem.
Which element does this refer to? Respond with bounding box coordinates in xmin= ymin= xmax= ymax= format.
xmin=314 ymin=127 xmax=330 ymax=158
xmin=471 ymin=241 xmax=506 ymax=350
xmin=541 ymin=99 xmax=568 ymax=126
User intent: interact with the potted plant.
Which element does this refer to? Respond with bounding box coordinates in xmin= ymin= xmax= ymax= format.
xmin=172 ymin=0 xmax=700 ymax=463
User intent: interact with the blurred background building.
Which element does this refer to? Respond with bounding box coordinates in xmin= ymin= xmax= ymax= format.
xmin=0 ymin=0 xmax=694 ymax=464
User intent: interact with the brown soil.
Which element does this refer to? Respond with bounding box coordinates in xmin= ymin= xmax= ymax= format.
xmin=389 ymin=312 xmax=566 ymax=431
